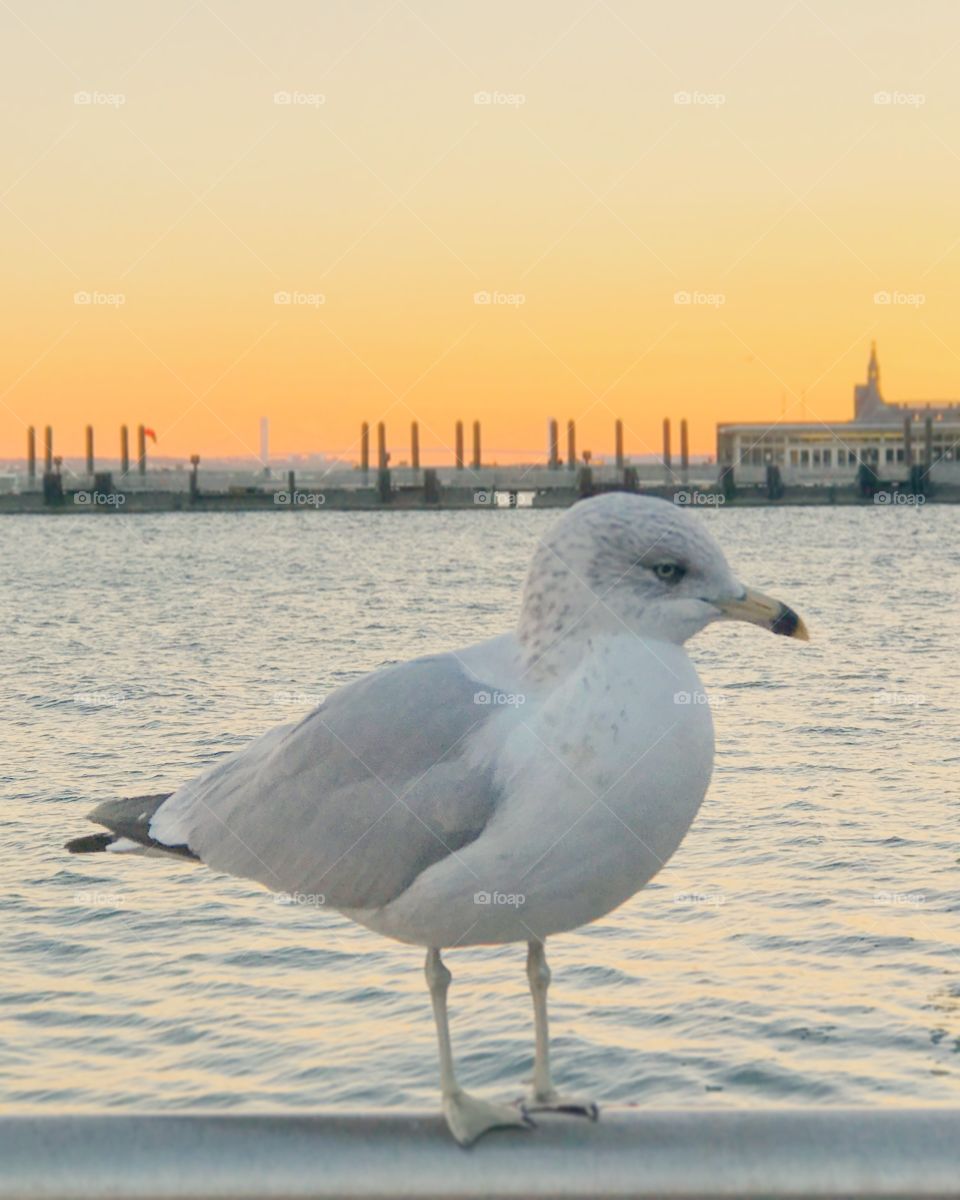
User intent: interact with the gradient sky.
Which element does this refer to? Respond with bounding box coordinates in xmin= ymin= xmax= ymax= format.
xmin=3 ymin=0 xmax=960 ymax=463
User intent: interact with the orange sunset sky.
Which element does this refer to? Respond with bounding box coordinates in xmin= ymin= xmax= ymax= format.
xmin=3 ymin=1 xmax=960 ymax=464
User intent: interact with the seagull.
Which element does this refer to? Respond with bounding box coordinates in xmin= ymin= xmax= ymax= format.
xmin=66 ymin=493 xmax=808 ymax=1145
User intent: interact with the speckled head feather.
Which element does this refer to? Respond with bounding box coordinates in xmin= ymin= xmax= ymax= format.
xmin=518 ymin=493 xmax=742 ymax=671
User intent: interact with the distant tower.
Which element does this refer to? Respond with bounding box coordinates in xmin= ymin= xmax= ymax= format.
xmin=854 ymin=341 xmax=885 ymax=420
xmin=867 ymin=340 xmax=880 ymax=391
xmin=259 ymin=417 xmax=270 ymax=475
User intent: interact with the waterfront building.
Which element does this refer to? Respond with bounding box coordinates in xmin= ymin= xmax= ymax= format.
xmin=717 ymin=345 xmax=960 ymax=479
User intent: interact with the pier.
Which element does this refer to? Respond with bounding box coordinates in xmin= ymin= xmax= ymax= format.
xmin=5 ymin=414 xmax=960 ymax=513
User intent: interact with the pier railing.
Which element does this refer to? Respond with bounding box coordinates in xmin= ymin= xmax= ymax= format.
xmin=1 ymin=1109 xmax=958 ymax=1199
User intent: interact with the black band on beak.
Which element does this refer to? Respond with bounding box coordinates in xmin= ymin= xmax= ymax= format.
xmin=771 ymin=603 xmax=803 ymax=638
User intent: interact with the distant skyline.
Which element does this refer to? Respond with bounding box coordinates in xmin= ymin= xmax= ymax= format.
xmin=3 ymin=1 xmax=960 ymax=462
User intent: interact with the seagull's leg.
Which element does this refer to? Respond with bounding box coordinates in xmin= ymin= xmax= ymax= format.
xmin=523 ymin=939 xmax=599 ymax=1120
xmin=425 ymin=948 xmax=533 ymax=1146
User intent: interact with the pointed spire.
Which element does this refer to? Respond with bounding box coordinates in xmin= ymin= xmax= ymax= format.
xmin=868 ymin=340 xmax=880 ymax=388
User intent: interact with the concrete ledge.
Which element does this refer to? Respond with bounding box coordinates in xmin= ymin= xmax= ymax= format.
xmin=0 ymin=1108 xmax=958 ymax=1199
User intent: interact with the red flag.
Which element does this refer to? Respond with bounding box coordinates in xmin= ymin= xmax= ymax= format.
xmin=144 ymin=428 xmax=157 ymax=443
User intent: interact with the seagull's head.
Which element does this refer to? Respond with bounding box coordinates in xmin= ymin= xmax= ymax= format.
xmin=519 ymin=493 xmax=808 ymax=661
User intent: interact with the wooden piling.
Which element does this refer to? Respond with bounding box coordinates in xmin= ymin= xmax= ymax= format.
xmin=615 ymin=419 xmax=624 ymax=470
xmin=548 ymin=419 xmax=560 ymax=468
xmin=377 ymin=422 xmax=387 ymax=471
xmin=44 ymin=426 xmax=53 ymax=472
xmin=567 ymin=420 xmax=576 ymax=469
xmin=26 ymin=427 xmax=36 ymax=479
xmin=680 ymin=419 xmax=689 ymax=474
xmin=189 ymin=454 xmax=200 ymax=500
xmin=85 ymin=425 xmax=94 ymax=475
xmin=120 ymin=425 xmax=129 ymax=476
xmin=662 ymin=418 xmax=672 ymax=471
xmin=455 ymin=421 xmax=464 ymax=469
xmin=903 ymin=416 xmax=913 ymax=469
xmin=360 ymin=422 xmax=369 ymax=475
xmin=137 ymin=425 xmax=146 ymax=475
xmin=411 ymin=422 xmax=420 ymax=470
xmin=423 ymin=467 xmax=440 ymax=504
xmin=472 ymin=421 xmax=481 ymax=470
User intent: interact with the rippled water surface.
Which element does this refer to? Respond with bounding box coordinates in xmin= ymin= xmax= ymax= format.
xmin=1 ymin=506 xmax=958 ymax=1112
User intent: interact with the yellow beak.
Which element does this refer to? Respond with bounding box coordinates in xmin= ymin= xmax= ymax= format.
xmin=714 ymin=586 xmax=809 ymax=641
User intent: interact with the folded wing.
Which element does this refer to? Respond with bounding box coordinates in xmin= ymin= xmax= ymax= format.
xmin=149 ymin=651 xmax=505 ymax=909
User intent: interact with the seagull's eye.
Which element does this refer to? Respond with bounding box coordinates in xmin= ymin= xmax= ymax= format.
xmin=652 ymin=562 xmax=685 ymax=585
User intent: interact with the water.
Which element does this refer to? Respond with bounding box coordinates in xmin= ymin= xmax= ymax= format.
xmin=1 ymin=507 xmax=958 ymax=1113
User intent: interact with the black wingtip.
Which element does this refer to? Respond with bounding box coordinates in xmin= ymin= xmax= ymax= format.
xmin=65 ymin=832 xmax=116 ymax=854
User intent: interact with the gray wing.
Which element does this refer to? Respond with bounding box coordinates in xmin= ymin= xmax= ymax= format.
xmin=150 ymin=652 xmax=502 ymax=908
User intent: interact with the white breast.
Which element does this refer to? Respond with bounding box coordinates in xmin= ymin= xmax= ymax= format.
xmin=360 ymin=634 xmax=714 ymax=947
